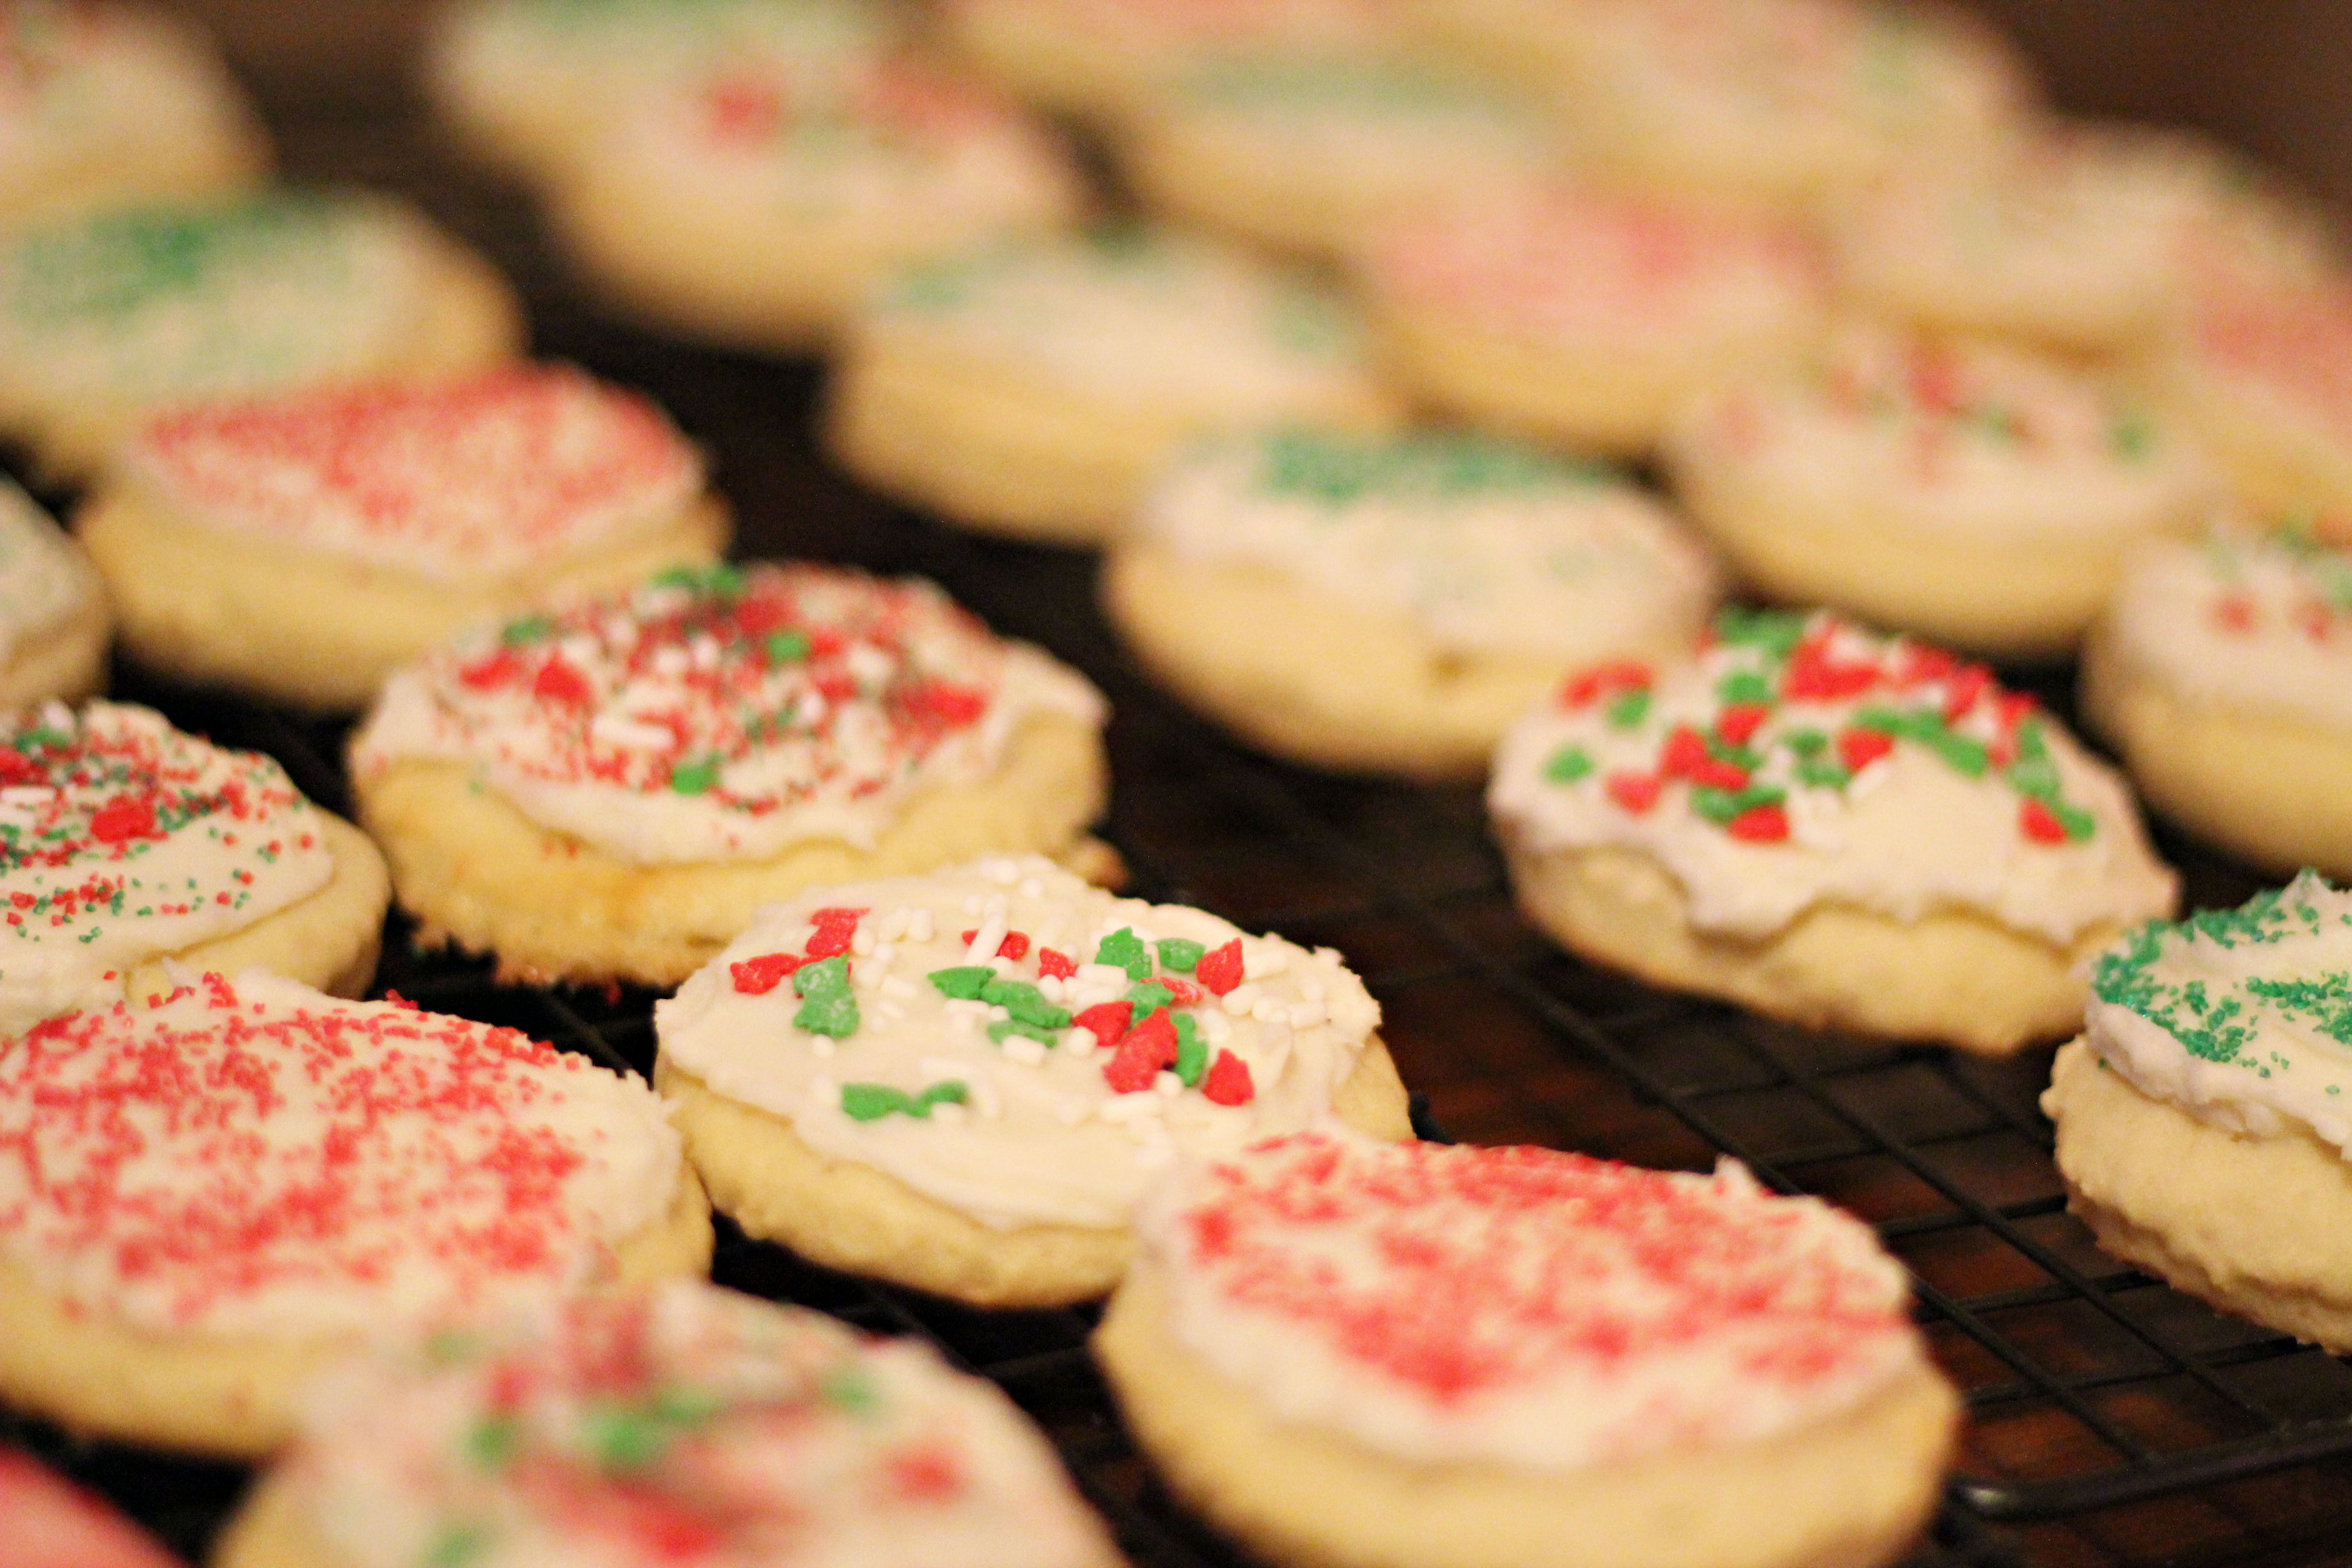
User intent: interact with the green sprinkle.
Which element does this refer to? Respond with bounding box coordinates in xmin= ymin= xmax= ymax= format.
xmin=1783 ymin=728 xmax=1829 ymax=758
xmin=1606 ymin=689 xmax=1652 ymax=730
xmin=1795 ymin=758 xmax=1852 ymax=790
xmin=1717 ymin=669 xmax=1776 ymax=705
xmin=588 ymin=1408 xmax=668 ymax=1472
xmin=989 ymin=1018 xmax=1063 ymax=1048
xmin=1156 ymin=937 xmax=1207 ymax=973
xmin=1173 ymin=1013 xmax=1209 ymax=1087
xmin=466 ymin=1417 xmax=518 ymax=1470
xmin=425 ymin=1524 xmax=491 ymax=1568
xmin=1544 ymin=745 xmax=1595 ymax=784
xmin=765 ymin=630 xmax=811 ymax=663
xmin=1690 ymin=784 xmax=1787 ymax=826
xmin=979 ymin=976 xmax=1070 ymax=1029
xmin=652 ymin=562 xmax=747 ymax=597
xmin=1127 ymin=981 xmax=1178 ymax=1014
xmin=1095 ymin=927 xmax=1152 ymax=979
xmin=2109 ymin=410 xmax=2155 ymax=460
xmin=793 ymin=956 xmax=860 ymax=1039
xmin=822 ymin=1365 xmax=880 ymax=1414
xmin=499 ymin=614 xmax=556 ymax=647
xmin=926 ymin=965 xmax=994 ymax=1000
xmin=838 ymin=1079 xmax=968 ymax=1121
xmin=1712 ymin=607 xmax=1809 ymax=658
xmin=669 ymin=757 xmax=723 ymax=796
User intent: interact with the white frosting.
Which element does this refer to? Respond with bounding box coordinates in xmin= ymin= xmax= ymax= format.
xmin=609 ymin=55 xmax=1076 ymax=241
xmin=655 ymin=857 xmax=1383 ymax=1231
xmin=296 ymin=1282 xmax=1117 ymax=1568
xmin=2105 ymin=527 xmax=2352 ymax=731
xmin=863 ymin=229 xmax=1383 ymax=414
xmin=1488 ymin=612 xmax=2176 ymax=941
xmin=2086 ymin=872 xmax=2352 ymax=1156
xmin=0 ymin=972 xmax=682 ymax=1338
xmin=1672 ymin=330 xmax=2221 ymax=539
xmin=950 ymin=0 xmax=1392 ymax=69
xmin=1138 ymin=1133 xmax=1925 ymax=1470
xmin=124 ymin=366 xmax=706 ymax=582
xmin=0 ymin=479 xmax=92 ymax=662
xmin=0 ymin=193 xmax=434 ymax=408
xmin=1141 ymin=429 xmax=1720 ymax=657
xmin=0 ymin=700 xmax=337 ymax=1037
xmin=351 ymin=565 xmax=1106 ymax=865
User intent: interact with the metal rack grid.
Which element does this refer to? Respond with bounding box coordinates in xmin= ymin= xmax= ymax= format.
xmin=9 ymin=71 xmax=2352 ymax=1568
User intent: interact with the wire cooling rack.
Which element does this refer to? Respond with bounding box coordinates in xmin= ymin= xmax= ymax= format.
xmin=10 ymin=67 xmax=2352 ymax=1568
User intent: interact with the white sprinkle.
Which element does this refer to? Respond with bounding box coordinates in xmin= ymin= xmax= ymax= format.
xmin=589 ymin=712 xmax=676 ymax=750
xmin=1078 ymin=963 xmax=1130 ymax=988
xmin=969 ymin=1078 xmax=1003 ymax=1119
xmin=1037 ymin=975 xmax=1068 ymax=1004
xmin=652 ymin=645 xmax=690 ymax=677
xmin=1202 ymin=1009 xmax=1231 ymax=1043
xmin=1301 ymin=979 xmax=1325 ymax=1003
xmin=980 ymin=858 xmax=1022 ymax=885
xmin=1018 ymin=877 xmax=1045 ymax=899
xmin=1248 ymin=946 xmax=1289 ymax=979
xmin=879 ymin=906 xmax=911 ymax=942
xmin=811 ymin=1038 xmax=836 ymax=1058
xmin=851 ymin=927 xmax=876 ymax=957
xmin=1155 ymin=1070 xmax=1182 ymax=1096
xmin=1222 ymin=984 xmax=1258 ymax=1016
xmin=1251 ymin=995 xmax=1286 ymax=1022
xmin=876 ymin=1001 xmax=905 ymax=1023
xmin=1097 ymin=1093 xmax=1160 ymax=1124
xmin=1063 ymin=1027 xmax=1098 ymax=1054
xmin=1001 ymin=1036 xmax=1047 ymax=1067
xmin=965 ymin=912 xmax=1008 ymax=965
xmin=908 ymin=908 xmax=934 ymax=943
xmin=847 ymin=643 xmax=894 ymax=687
xmin=880 ymin=975 xmax=918 ymax=999
xmin=1289 ymin=1001 xmax=1327 ymax=1029
xmin=944 ymin=999 xmax=992 ymax=1021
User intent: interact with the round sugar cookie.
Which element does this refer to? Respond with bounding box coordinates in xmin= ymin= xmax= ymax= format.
xmin=0 ymin=2 xmax=266 ymax=230
xmin=1115 ymin=53 xmax=1562 ymax=262
xmin=652 ymin=858 xmax=1415 ymax=1307
xmin=0 ymin=192 xmax=523 ymax=480
xmin=0 ymin=1448 xmax=181 ymax=1568
xmin=349 ymin=564 xmax=1110 ymax=989
xmin=2045 ymin=874 xmax=2352 ymax=1354
xmin=1362 ymin=187 xmax=1826 ymax=458
xmin=827 ymin=228 xmax=1404 ymax=542
xmin=1104 ymin=428 xmax=1721 ymax=779
xmin=940 ymin=0 xmax=1395 ymax=123
xmin=426 ymin=0 xmax=905 ymax=179
xmin=547 ymin=53 xmax=1083 ymax=354
xmin=1095 ymin=1133 xmax=1959 ymax=1568
xmin=78 ymin=365 xmax=728 ymax=711
xmin=0 ymin=479 xmax=105 ymax=710
xmin=2083 ymin=526 xmax=2352 ymax=877
xmin=0 ymin=699 xmax=389 ymax=1037
xmin=1489 ymin=609 xmax=2177 ymax=1054
xmin=1666 ymin=329 xmax=2222 ymax=657
xmin=216 ymin=1280 xmax=1119 ymax=1568
xmin=0 ymin=972 xmax=713 ymax=1457
xmin=1832 ymin=122 xmax=2347 ymax=358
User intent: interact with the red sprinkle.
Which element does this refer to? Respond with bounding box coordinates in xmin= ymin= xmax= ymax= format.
xmin=1104 ymin=1009 xmax=1179 ymax=1093
xmin=804 ymin=908 xmax=867 ymax=960
xmin=1836 ymin=729 xmax=1894 ymax=773
xmin=1037 ymin=948 xmax=1077 ymax=981
xmin=532 ymin=658 xmax=593 ymax=706
xmin=1194 ymin=940 xmax=1244 ymax=996
xmin=1200 ymin=1050 xmax=1255 ymax=1107
xmin=1071 ymin=1002 xmax=1133 ymax=1050
xmin=1558 ymin=660 xmax=1653 ymax=711
xmin=730 ymin=953 xmax=804 ymax=994
xmin=1604 ymin=772 xmax=1662 ymax=814
xmin=1727 ymin=804 xmax=1790 ymax=843
xmin=1940 ymin=665 xmax=1991 ymax=724
xmin=2019 ymin=798 xmax=2068 ymax=844
xmin=2213 ymin=594 xmax=2256 ymax=632
xmin=1715 ymin=703 xmax=1770 ymax=746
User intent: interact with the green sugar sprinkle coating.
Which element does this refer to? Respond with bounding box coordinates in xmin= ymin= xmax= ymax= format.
xmin=793 ymin=955 xmax=860 ymax=1039
xmin=1156 ymin=936 xmax=1206 ymax=973
xmin=1094 ymin=926 xmax=1152 ymax=979
xmin=840 ymin=1079 xmax=968 ymax=1122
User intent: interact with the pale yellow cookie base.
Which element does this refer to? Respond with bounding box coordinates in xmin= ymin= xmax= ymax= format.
xmin=937 ymin=2 xmax=1156 ymax=122
xmin=78 ymin=484 xmax=730 ymax=711
xmin=2147 ymin=356 xmax=2352 ymax=529
xmin=7 ymin=228 xmax=525 ymax=484
xmin=655 ymin=1040 xmax=1413 ymax=1308
xmin=2079 ymin=626 xmax=2352 ymax=877
xmin=0 ymin=579 xmax=109 ymax=711
xmin=1118 ymin=115 xmax=1397 ymax=263
xmin=1094 ymin=1264 xmax=1958 ymax=1568
xmin=2045 ymin=1037 xmax=2352 ymax=1353
xmin=203 ymin=1465 xmax=322 ymax=1568
xmin=353 ymin=715 xmax=1110 ymax=988
xmin=826 ymin=332 xmax=1404 ymax=544
xmin=1102 ymin=543 xmax=1698 ymax=781
xmin=0 ymin=122 xmax=269 ymax=235
xmin=1503 ymin=841 xmax=2117 ymax=1055
xmin=546 ymin=157 xmax=1081 ymax=356
xmin=1376 ymin=297 xmax=1817 ymax=462
xmin=1666 ymin=446 xmax=2189 ymax=658
xmin=0 ymin=1167 xmax=711 ymax=1459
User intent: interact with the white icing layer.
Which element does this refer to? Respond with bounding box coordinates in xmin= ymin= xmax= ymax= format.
xmin=1141 ymin=429 xmax=1720 ymax=657
xmin=125 ymin=366 xmax=706 ymax=582
xmin=1488 ymin=612 xmax=2176 ymax=941
xmin=0 ymin=479 xmax=93 ymax=662
xmin=2087 ymin=872 xmax=2352 ymax=1156
xmin=351 ymin=564 xmax=1106 ymax=865
xmin=1672 ymin=330 xmax=2221 ymax=539
xmin=655 ymin=857 xmax=1382 ymax=1231
xmin=0 ymin=972 xmax=681 ymax=1338
xmin=0 ymin=700 xmax=335 ymax=1037
xmin=864 ymin=229 xmax=1383 ymax=414
xmin=2106 ymin=527 xmax=2352 ymax=731
xmin=1139 ymin=1133 xmax=1925 ymax=1470
xmin=297 ymin=1282 xmax=1118 ymax=1568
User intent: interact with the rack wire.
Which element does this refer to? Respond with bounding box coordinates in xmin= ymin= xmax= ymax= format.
xmin=10 ymin=72 xmax=2352 ymax=1568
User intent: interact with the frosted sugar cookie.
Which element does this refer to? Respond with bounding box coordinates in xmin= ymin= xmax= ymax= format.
xmin=0 ymin=972 xmax=712 ymax=1456
xmin=216 ymin=1281 xmax=1118 ymax=1568
xmin=0 ymin=1448 xmax=180 ymax=1568
xmin=426 ymin=0 xmax=903 ymax=179
xmin=78 ymin=365 xmax=728 ymax=711
xmin=2046 ymin=874 xmax=2352 ymax=1353
xmin=1115 ymin=54 xmax=1561 ymax=262
xmin=2083 ymin=526 xmax=2352 ymax=877
xmin=350 ymin=564 xmax=1109 ymax=989
xmin=941 ymin=0 xmax=1393 ymax=123
xmin=1104 ymin=428 xmax=1721 ymax=779
xmin=0 ymin=700 xmax=388 ymax=1036
xmin=1096 ymin=1133 xmax=1958 ymax=1568
xmin=828 ymin=228 xmax=1404 ymax=542
xmin=546 ymin=54 xmax=1082 ymax=354
xmin=0 ymin=193 xmax=523 ymax=480
xmin=0 ymin=479 xmax=103 ymax=709
xmin=1489 ymin=610 xmax=2177 ymax=1053
xmin=1543 ymin=0 xmax=2032 ymax=214
xmin=1832 ymin=123 xmax=2346 ymax=357
xmin=1363 ymin=187 xmax=1826 ymax=458
xmin=0 ymin=1 xmax=266 ymax=230
xmin=653 ymin=858 xmax=1414 ymax=1306
xmin=1666 ymin=330 xmax=2222 ymax=656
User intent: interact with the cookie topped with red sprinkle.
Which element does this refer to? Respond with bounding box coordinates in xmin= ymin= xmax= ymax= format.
xmin=1489 ymin=608 xmax=2175 ymax=941
xmin=1137 ymin=1133 xmax=1925 ymax=1470
xmin=127 ymin=365 xmax=704 ymax=580
xmin=350 ymin=563 xmax=1105 ymax=864
xmin=278 ymin=1281 xmax=1119 ymax=1568
xmin=0 ymin=971 xmax=683 ymax=1339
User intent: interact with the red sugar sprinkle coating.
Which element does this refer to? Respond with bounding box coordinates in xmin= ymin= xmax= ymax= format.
xmin=1175 ymin=1137 xmax=1907 ymax=1409
xmin=1193 ymin=939 xmax=1243 ymax=997
xmin=1200 ymin=1050 xmax=1254 ymax=1107
xmin=1558 ymin=660 xmax=1654 ymax=711
xmin=1073 ymin=1001 xmax=1134 ymax=1053
xmin=730 ymin=952 xmax=805 ymax=995
xmin=1037 ymin=947 xmax=1077 ymax=981
xmin=1104 ymin=1009 xmax=1178 ymax=1093
xmin=805 ymin=907 xmax=867 ymax=959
